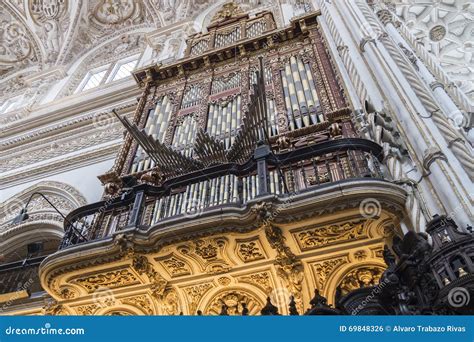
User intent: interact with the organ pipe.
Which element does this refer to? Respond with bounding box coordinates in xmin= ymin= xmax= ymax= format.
xmin=280 ymin=56 xmax=321 ymax=131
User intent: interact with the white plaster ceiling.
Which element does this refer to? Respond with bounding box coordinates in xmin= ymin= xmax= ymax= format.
xmin=390 ymin=0 xmax=474 ymax=102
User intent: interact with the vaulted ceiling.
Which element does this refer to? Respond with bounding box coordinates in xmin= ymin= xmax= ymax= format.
xmin=2 ymin=1 xmax=472 ymax=103
xmin=390 ymin=0 xmax=474 ymax=102
xmin=0 ymin=0 xmax=212 ymax=82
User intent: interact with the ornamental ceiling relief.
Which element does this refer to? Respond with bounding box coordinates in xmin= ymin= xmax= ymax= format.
xmin=0 ymin=2 xmax=40 ymax=78
xmin=29 ymin=0 xmax=69 ymax=62
xmin=390 ymin=0 xmax=474 ymax=101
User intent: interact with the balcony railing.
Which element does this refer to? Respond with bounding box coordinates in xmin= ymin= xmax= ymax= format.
xmin=60 ymin=138 xmax=383 ymax=249
xmin=0 ymin=256 xmax=46 ymax=296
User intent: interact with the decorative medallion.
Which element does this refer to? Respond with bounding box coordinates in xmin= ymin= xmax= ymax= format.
xmin=429 ymin=25 xmax=446 ymax=42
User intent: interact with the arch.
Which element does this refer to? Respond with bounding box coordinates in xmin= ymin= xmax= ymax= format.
xmin=199 ymin=286 xmax=266 ymax=316
xmin=97 ymin=304 xmax=147 ymax=316
xmin=0 ymin=181 xmax=87 ymax=261
xmin=324 ymin=261 xmax=387 ymax=305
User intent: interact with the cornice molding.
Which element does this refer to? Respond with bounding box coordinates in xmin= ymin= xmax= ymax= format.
xmin=0 ymin=81 xmax=140 ymax=138
xmin=0 ymin=143 xmax=120 ymax=190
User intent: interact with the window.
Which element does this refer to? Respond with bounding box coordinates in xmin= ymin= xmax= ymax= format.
xmin=75 ymin=66 xmax=109 ymax=93
xmin=108 ymin=57 xmax=138 ymax=82
xmin=0 ymin=95 xmax=24 ymax=114
xmin=74 ymin=54 xmax=140 ymax=93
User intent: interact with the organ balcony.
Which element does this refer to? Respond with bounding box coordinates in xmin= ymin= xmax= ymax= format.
xmin=59 ymin=137 xmax=387 ymax=250
xmin=34 ymin=7 xmax=409 ymax=313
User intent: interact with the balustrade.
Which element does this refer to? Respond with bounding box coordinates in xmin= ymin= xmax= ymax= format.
xmin=60 ymin=138 xmax=383 ymax=249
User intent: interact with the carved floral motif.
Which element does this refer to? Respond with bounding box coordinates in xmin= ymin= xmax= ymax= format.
xmin=183 ymin=283 xmax=213 ymax=314
xmin=121 ymin=294 xmax=153 ymax=315
xmin=295 ymin=221 xmax=367 ymax=250
xmin=313 ymin=257 xmax=347 ymax=289
xmin=237 ymin=271 xmax=273 ymax=294
xmin=73 ymin=269 xmax=138 ymax=292
xmin=236 ymin=241 xmax=265 ymax=262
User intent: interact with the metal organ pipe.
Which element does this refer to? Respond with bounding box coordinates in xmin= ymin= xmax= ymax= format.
xmin=131 ymin=95 xmax=172 ymax=173
xmin=150 ymin=175 xmax=243 ymax=224
xmin=206 ymin=95 xmax=242 ymax=150
xmin=172 ymin=115 xmax=198 ymax=158
xmin=280 ymin=57 xmax=321 ymax=130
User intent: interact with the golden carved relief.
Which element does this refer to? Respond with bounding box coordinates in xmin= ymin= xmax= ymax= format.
xmin=121 ymin=295 xmax=154 ymax=315
xmin=217 ymin=277 xmax=232 ymax=286
xmin=295 ymin=221 xmax=367 ymax=251
xmin=204 ymin=290 xmax=263 ymax=315
xmin=178 ymin=237 xmax=232 ymax=274
xmin=160 ymin=256 xmax=191 ymax=277
xmin=58 ymin=286 xmax=77 ymax=300
xmin=338 ymin=267 xmax=384 ymax=296
xmin=72 ymin=269 xmax=138 ymax=293
xmin=75 ymin=304 xmax=98 ymax=316
xmin=264 ymin=224 xmax=304 ymax=313
xmin=237 ymin=271 xmax=273 ymax=295
xmin=162 ymin=288 xmax=180 ymax=315
xmin=352 ymin=250 xmax=368 ymax=261
xmin=42 ymin=300 xmax=67 ymax=315
xmin=312 ymin=257 xmax=348 ymax=289
xmin=131 ymin=255 xmax=168 ymax=299
xmin=183 ymin=283 xmax=214 ymax=314
xmin=236 ymin=240 xmax=265 ymax=262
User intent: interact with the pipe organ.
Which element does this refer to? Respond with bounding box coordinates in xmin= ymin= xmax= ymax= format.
xmin=281 ymin=56 xmax=322 ymax=131
xmin=189 ymin=39 xmax=209 ymax=56
xmin=31 ymin=6 xmax=414 ymax=319
xmin=211 ymin=73 xmax=241 ymax=94
xmin=131 ymin=95 xmax=173 ymax=173
xmin=121 ymin=6 xmax=360 ymax=209
xmin=246 ymin=20 xmax=267 ymax=38
xmin=215 ymin=26 xmax=241 ymax=48
xmin=181 ymin=84 xmax=203 ymax=109
xmin=250 ymin=66 xmax=278 ymax=136
xmin=172 ymin=114 xmax=198 ymax=158
xmin=207 ymin=95 xmax=242 ymax=149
